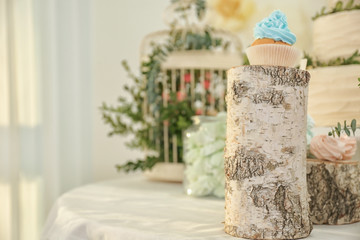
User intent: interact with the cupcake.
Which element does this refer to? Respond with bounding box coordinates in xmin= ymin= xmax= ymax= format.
xmin=246 ymin=10 xmax=301 ymax=67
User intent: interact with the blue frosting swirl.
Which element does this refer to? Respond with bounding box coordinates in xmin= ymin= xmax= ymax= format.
xmin=254 ymin=10 xmax=296 ymax=45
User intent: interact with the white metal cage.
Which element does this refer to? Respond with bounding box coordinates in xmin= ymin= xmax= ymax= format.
xmin=141 ymin=29 xmax=242 ymax=164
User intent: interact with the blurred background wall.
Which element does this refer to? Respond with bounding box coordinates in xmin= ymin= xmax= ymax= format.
xmin=92 ymin=0 xmax=169 ymax=180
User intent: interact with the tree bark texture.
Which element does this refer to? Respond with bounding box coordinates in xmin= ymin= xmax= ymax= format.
xmin=307 ymin=158 xmax=360 ymax=225
xmin=224 ymin=66 xmax=312 ymax=239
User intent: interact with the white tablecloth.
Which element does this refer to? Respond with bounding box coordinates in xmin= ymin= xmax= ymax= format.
xmin=42 ymin=175 xmax=360 ymax=240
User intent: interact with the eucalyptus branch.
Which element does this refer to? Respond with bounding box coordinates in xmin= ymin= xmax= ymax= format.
xmin=171 ymin=0 xmax=206 ymax=20
xmin=328 ymin=119 xmax=358 ymax=137
xmin=304 ymin=50 xmax=360 ymax=69
xmin=116 ymin=156 xmax=159 ymax=173
xmin=312 ymin=0 xmax=360 ymax=20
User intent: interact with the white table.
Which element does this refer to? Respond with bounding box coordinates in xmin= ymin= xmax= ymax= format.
xmin=42 ymin=175 xmax=360 ymax=240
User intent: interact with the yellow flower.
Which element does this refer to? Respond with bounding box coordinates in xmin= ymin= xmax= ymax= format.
xmin=206 ymin=0 xmax=256 ymax=32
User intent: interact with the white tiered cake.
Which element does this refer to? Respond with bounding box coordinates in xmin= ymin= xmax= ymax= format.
xmin=307 ymin=0 xmax=360 ymax=225
xmin=312 ymin=10 xmax=360 ymax=62
xmin=308 ymin=65 xmax=360 ymax=126
xmin=308 ymin=1 xmax=360 ymax=127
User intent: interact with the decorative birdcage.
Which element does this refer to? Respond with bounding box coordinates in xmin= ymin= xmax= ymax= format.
xmin=140 ymin=1 xmax=243 ymax=181
xmin=100 ymin=0 xmax=243 ymax=181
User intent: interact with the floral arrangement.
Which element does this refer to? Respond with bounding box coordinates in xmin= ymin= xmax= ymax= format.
xmin=309 ymin=119 xmax=358 ymax=162
xmin=183 ymin=113 xmax=226 ymax=197
xmin=310 ymin=135 xmax=357 ymax=161
xmin=100 ymin=0 xmax=232 ymax=172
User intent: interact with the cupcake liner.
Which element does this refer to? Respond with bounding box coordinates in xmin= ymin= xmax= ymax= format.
xmin=245 ymin=44 xmax=301 ymax=67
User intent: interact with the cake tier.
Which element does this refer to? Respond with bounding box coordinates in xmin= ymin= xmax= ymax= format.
xmin=308 ymin=65 xmax=360 ymax=127
xmin=313 ymin=10 xmax=360 ymax=62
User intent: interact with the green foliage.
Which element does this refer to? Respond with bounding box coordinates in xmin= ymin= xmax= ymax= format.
xmin=242 ymin=53 xmax=250 ymax=66
xmin=116 ymin=156 xmax=159 ymax=173
xmin=358 ymin=77 xmax=360 ymax=87
xmin=195 ymin=0 xmax=206 ymax=19
xmin=172 ymin=0 xmax=207 ymax=21
xmin=101 ymin=0 xmax=228 ymax=173
xmin=351 ymin=119 xmax=357 ymax=135
xmin=304 ymin=50 xmax=360 ymax=69
xmin=328 ymin=119 xmax=358 ymax=137
xmin=160 ymin=94 xmax=195 ymax=135
xmin=312 ymin=0 xmax=360 ymax=20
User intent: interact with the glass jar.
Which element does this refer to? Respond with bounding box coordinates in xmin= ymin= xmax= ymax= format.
xmin=183 ymin=113 xmax=226 ymax=198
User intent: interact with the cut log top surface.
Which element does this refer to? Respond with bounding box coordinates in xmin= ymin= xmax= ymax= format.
xmin=228 ymin=65 xmax=310 ymax=87
xmin=307 ymin=158 xmax=359 ymax=165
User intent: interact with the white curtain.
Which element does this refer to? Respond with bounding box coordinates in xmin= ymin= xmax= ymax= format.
xmin=0 ymin=0 xmax=93 ymax=239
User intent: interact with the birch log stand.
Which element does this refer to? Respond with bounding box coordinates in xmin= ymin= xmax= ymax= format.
xmin=224 ymin=66 xmax=313 ymax=239
xmin=307 ymin=158 xmax=360 ymax=225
